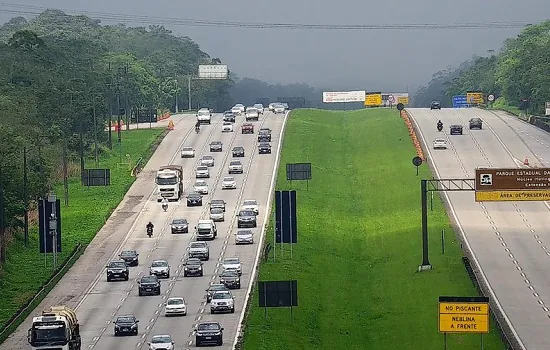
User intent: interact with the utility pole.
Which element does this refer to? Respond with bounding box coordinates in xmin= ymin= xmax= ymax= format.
xmin=124 ymin=63 xmax=130 ymax=130
xmin=0 ymin=164 xmax=5 ymax=263
xmin=62 ymin=142 xmax=69 ymax=206
xmin=107 ymin=62 xmax=113 ymax=150
xmin=23 ymin=147 xmax=29 ymax=247
xmin=93 ymin=105 xmax=99 ymax=167
xmin=79 ymin=117 xmax=84 ymax=175
xmin=188 ymin=76 xmax=192 ymax=110
xmin=175 ymin=71 xmax=179 ymax=113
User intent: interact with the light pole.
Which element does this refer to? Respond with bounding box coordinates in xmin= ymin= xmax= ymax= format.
xmin=47 ymin=193 xmax=58 ymax=270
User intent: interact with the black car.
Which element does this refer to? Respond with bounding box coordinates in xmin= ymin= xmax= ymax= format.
xmin=450 ymin=125 xmax=463 ymax=135
xmin=183 ymin=258 xmax=204 ymax=277
xmin=210 ymin=199 xmax=226 ymax=212
xmin=195 ymin=322 xmax=224 ymax=347
xmin=219 ymin=270 xmax=241 ymax=289
xmin=171 ymin=218 xmax=189 ymax=234
xmin=232 ymin=146 xmax=245 ymax=157
xmin=210 ymin=141 xmax=223 ymax=152
xmin=258 ymin=128 xmax=272 ymax=142
xmin=469 ymin=118 xmax=483 ymax=129
xmin=114 ymin=314 xmax=139 ymax=336
xmin=137 ymin=275 xmax=161 ymax=296
xmin=106 ymin=260 xmax=129 ymax=282
xmin=223 ymin=112 xmax=236 ymax=123
xmin=205 ymin=283 xmax=230 ymax=303
xmin=187 ymin=192 xmax=203 ymax=207
xmin=119 ymin=250 xmax=139 ymax=267
xmin=237 ymin=210 xmax=257 ymax=228
xmin=430 ymin=101 xmax=441 ymax=110
xmin=258 ymin=143 xmax=271 ymax=154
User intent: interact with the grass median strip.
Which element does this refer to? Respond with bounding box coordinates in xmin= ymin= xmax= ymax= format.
xmin=241 ymin=109 xmax=505 ymax=350
xmin=0 ymin=128 xmax=165 ymax=331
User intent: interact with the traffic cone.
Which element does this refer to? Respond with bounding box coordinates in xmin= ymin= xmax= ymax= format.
xmin=524 ymin=157 xmax=529 ymax=166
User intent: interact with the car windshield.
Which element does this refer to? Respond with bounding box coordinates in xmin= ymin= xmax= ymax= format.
xmin=198 ymin=323 xmax=220 ymax=331
xmin=237 ymin=230 xmax=252 ymax=236
xmin=223 ymin=122 xmax=232 ymax=125
xmin=151 ymin=261 xmax=167 ymax=267
xmin=212 ymin=141 xmax=221 ymax=145
xmin=182 ymin=147 xmax=193 ymax=151
xmin=247 ymin=108 xmax=257 ymax=112
xmin=197 ymin=223 xmax=211 ymax=229
xmin=254 ymin=104 xmax=262 ymax=108
xmin=152 ymin=335 xmax=172 ymax=343
xmin=240 ymin=210 xmax=255 ymax=216
xmin=195 ymin=181 xmax=206 ymax=186
xmin=244 ymin=200 xmax=257 ymax=206
xmin=116 ymin=316 xmax=135 ymax=323
xmin=224 ymin=258 xmax=239 ymax=264
xmin=120 ymin=251 xmax=136 ymax=257
xmin=141 ymin=276 xmax=156 ymax=283
xmin=224 ymin=177 xmax=234 ymax=182
xmin=198 ymin=110 xmax=210 ymax=116
xmin=172 ymin=219 xmax=187 ymax=225
xmin=202 ymin=156 xmax=213 ymax=160
xmin=167 ymin=298 xmax=184 ymax=305
xmin=209 ymin=284 xmax=227 ymax=291
xmin=186 ymin=259 xmax=201 ymax=265
xmin=109 ymin=261 xmax=126 ymax=268
xmin=213 ymin=292 xmax=231 ymax=300
xmin=221 ymin=270 xmax=238 ymax=277
xmin=234 ymin=147 xmax=243 ymax=151
xmin=435 ymin=139 xmax=445 ymax=143
xmin=188 ymin=192 xmax=201 ymax=198
xmin=211 ymin=208 xmax=223 ymax=214
xmin=190 ymin=242 xmax=206 ymax=248
xmin=196 ymin=166 xmax=207 ymax=171
xmin=236 ymin=104 xmax=244 ymax=107
xmin=230 ymin=161 xmax=241 ymax=166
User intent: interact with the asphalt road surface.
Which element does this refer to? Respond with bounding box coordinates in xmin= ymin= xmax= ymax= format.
xmin=409 ymin=107 xmax=550 ymax=350
xmin=1 ymin=110 xmax=287 ymax=349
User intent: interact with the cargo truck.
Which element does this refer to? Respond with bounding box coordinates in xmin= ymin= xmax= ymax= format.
xmin=28 ymin=306 xmax=81 ymax=350
xmin=156 ymin=165 xmax=184 ymax=201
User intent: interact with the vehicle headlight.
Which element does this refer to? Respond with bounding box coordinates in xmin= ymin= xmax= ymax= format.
xmin=131 ymin=324 xmax=138 ymax=329
xmin=198 ymin=266 xmax=202 ymax=270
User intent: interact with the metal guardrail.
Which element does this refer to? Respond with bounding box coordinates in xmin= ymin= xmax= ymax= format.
xmin=0 ymin=243 xmax=84 ymax=341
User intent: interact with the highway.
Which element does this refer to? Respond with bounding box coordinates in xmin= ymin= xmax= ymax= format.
xmin=409 ymin=107 xmax=550 ymax=350
xmin=1 ymin=109 xmax=287 ymax=349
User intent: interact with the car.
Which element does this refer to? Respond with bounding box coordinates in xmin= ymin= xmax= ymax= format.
xmin=210 ymin=290 xmax=235 ymax=314
xmin=119 ymin=250 xmax=139 ymax=266
xmin=223 ymin=111 xmax=236 ymax=122
xmin=210 ymin=199 xmax=226 ymax=212
xmin=200 ymin=155 xmax=215 ymax=167
xmin=114 ymin=314 xmax=139 ymax=336
xmin=235 ymin=104 xmax=245 ymax=113
xmin=195 ymin=219 xmax=217 ymax=240
xmin=232 ymin=146 xmax=245 ymax=157
xmin=245 ymin=107 xmax=259 ymax=121
xmin=258 ymin=142 xmax=271 ymax=154
xmin=210 ymin=141 xmax=223 ymax=152
xmin=450 ymin=125 xmax=463 ymax=135
xmin=164 ymin=297 xmax=187 ymax=317
xmin=197 ymin=108 xmax=212 ymax=124
xmin=221 ymin=122 xmax=233 ymax=132
xmin=209 ymin=207 xmax=225 ymax=222
xmin=195 ymin=165 xmax=210 ymax=178
xmin=170 ymin=218 xmax=189 ymax=234
xmin=150 ymin=259 xmax=170 ymax=278
xmin=222 ymin=176 xmax=236 ymax=190
xmin=235 ymin=229 xmax=254 ymax=245
xmin=433 ymin=138 xmax=448 ymax=150
xmin=195 ymin=322 xmax=224 ymax=347
xmin=222 ymin=257 xmax=242 ymax=275
xmin=241 ymin=123 xmax=254 ymax=134
xmin=194 ymin=180 xmax=209 ymax=194
xmin=469 ymin=117 xmax=483 ymax=129
xmin=228 ymin=160 xmax=244 ymax=174
xmin=205 ymin=284 xmax=229 ymax=303
xmin=274 ymin=104 xmax=285 ymax=114
xmin=237 ymin=209 xmax=257 ymax=228
xmin=231 ymin=106 xmax=242 ymax=115
xmin=181 ymin=146 xmax=195 ymax=158
xmin=254 ymin=103 xmax=264 ymax=113
xmin=219 ymin=270 xmax=241 ymax=289
xmin=106 ymin=260 xmax=129 ymax=282
xmin=242 ymin=199 xmax=259 ymax=214
xmin=138 ymin=275 xmax=161 ymax=296
xmin=258 ymin=129 xmax=271 ymax=142
xmin=186 ymin=192 xmax=203 ymax=207
xmin=188 ymin=241 xmax=210 ymax=261
xmin=183 ymin=258 xmax=204 ymax=277
xmin=430 ymin=101 xmax=441 ymax=110
xmin=148 ymin=334 xmax=175 ymax=350
xmin=268 ymin=102 xmax=277 ymax=111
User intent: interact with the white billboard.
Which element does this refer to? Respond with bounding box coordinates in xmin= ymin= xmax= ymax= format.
xmin=322 ymin=91 xmax=366 ymax=103
xmin=198 ymin=64 xmax=228 ymax=79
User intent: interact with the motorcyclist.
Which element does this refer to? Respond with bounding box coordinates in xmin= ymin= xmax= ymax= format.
xmin=195 ymin=121 xmax=200 ymax=132
xmin=437 ymin=120 xmax=443 ymax=129
xmin=146 ymin=222 xmax=154 ymax=236
xmin=161 ymin=198 xmax=168 ymax=211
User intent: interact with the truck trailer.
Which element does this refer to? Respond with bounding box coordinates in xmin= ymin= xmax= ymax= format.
xmin=28 ymin=306 xmax=81 ymax=350
xmin=156 ymin=165 xmax=184 ymax=201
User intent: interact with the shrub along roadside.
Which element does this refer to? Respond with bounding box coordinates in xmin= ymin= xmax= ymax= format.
xmin=239 ymin=109 xmax=505 ymax=350
xmin=0 ymin=128 xmax=165 ymax=336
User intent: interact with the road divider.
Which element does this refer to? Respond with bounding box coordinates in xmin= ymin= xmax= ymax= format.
xmin=401 ymin=109 xmax=425 ymax=160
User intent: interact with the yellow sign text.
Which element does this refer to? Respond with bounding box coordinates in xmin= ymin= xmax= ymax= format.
xmin=365 ymin=93 xmax=382 ymax=106
xmin=475 ymin=190 xmax=550 ymax=202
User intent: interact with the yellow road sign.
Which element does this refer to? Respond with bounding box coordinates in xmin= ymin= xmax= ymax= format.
xmin=466 ymin=92 xmax=484 ymax=104
xmin=365 ymin=93 xmax=382 ymax=106
xmin=438 ymin=301 xmax=489 ymax=333
xmin=397 ymin=96 xmax=409 ymax=105
xmin=475 ymin=190 xmax=550 ymax=202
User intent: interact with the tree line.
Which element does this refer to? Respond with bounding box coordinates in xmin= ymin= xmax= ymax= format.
xmin=0 ymin=9 xmax=234 ymax=236
xmin=413 ymin=20 xmax=550 ymax=114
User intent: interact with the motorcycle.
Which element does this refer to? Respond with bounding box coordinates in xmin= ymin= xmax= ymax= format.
xmin=437 ymin=124 xmax=443 ymax=132
xmin=195 ymin=126 xmax=200 ymax=134
xmin=162 ymin=203 xmax=168 ymax=212
xmin=147 ymin=227 xmax=153 ymax=238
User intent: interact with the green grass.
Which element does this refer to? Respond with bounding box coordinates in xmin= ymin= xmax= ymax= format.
xmin=240 ymin=109 xmax=505 ymax=350
xmin=489 ymin=97 xmax=524 ymax=118
xmin=0 ymin=128 xmax=165 ymax=331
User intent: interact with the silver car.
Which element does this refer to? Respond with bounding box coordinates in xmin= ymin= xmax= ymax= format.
xmin=222 ymin=176 xmax=236 ymax=189
xmin=235 ymin=230 xmax=254 ymax=244
xmin=164 ymin=297 xmax=187 ymax=316
xmin=254 ymin=103 xmax=264 ymax=113
xmin=195 ymin=166 xmax=210 ymax=178
xmin=222 ymin=257 xmax=242 ymax=275
xmin=210 ymin=290 xmax=235 ymax=314
xmin=150 ymin=260 xmax=170 ymax=278
xmin=228 ymin=161 xmax=243 ymax=174
xmin=181 ymin=146 xmax=195 ymax=158
xmin=201 ymin=155 xmax=215 ymax=167
xmin=209 ymin=207 xmax=225 ymax=222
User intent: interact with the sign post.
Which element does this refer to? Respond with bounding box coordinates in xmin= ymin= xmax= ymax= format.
xmin=475 ymin=167 xmax=550 ymax=201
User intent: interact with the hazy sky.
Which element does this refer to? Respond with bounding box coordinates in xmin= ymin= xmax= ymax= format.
xmin=0 ymin=1 xmax=548 ymax=93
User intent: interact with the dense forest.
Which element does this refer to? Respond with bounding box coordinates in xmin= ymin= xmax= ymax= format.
xmin=413 ymin=20 xmax=550 ymax=115
xmin=0 ymin=9 xmax=234 ymax=236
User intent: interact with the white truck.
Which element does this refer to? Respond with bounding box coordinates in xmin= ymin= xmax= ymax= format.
xmin=28 ymin=305 xmax=82 ymax=350
xmin=197 ymin=108 xmax=212 ymax=124
xmin=156 ymin=165 xmax=184 ymax=201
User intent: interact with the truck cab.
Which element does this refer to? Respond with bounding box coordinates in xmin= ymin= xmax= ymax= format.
xmin=197 ymin=108 xmax=212 ymax=124
xmin=195 ymin=219 xmax=217 ymax=240
xmin=28 ymin=306 xmax=81 ymax=350
xmin=156 ymin=165 xmax=184 ymax=202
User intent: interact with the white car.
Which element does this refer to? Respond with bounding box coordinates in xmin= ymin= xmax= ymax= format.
xmin=433 ymin=138 xmax=448 ymax=149
xmin=148 ymin=334 xmax=174 ymax=350
xmin=181 ymin=146 xmax=195 ymax=158
xmin=235 ymin=230 xmax=254 ymax=244
xmin=242 ymin=199 xmax=259 ymax=214
xmin=274 ymin=104 xmax=285 ymax=114
xmin=235 ymin=104 xmax=245 ymax=113
xmin=200 ymin=155 xmax=215 ymax=167
xmin=164 ymin=297 xmax=187 ymax=316
xmin=254 ymin=103 xmax=264 ymax=113
xmin=195 ymin=166 xmax=210 ymax=178
xmin=268 ymin=102 xmax=277 ymax=111
xmin=245 ymin=107 xmax=259 ymax=121
xmin=194 ymin=180 xmax=209 ymax=194
xmin=222 ymin=176 xmax=236 ymax=189
xmin=209 ymin=207 xmax=224 ymax=222
xmin=210 ymin=290 xmax=235 ymax=314
xmin=222 ymin=257 xmax=242 ymax=275
xmin=222 ymin=122 xmax=233 ymax=132
xmin=231 ymin=106 xmax=241 ymax=115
